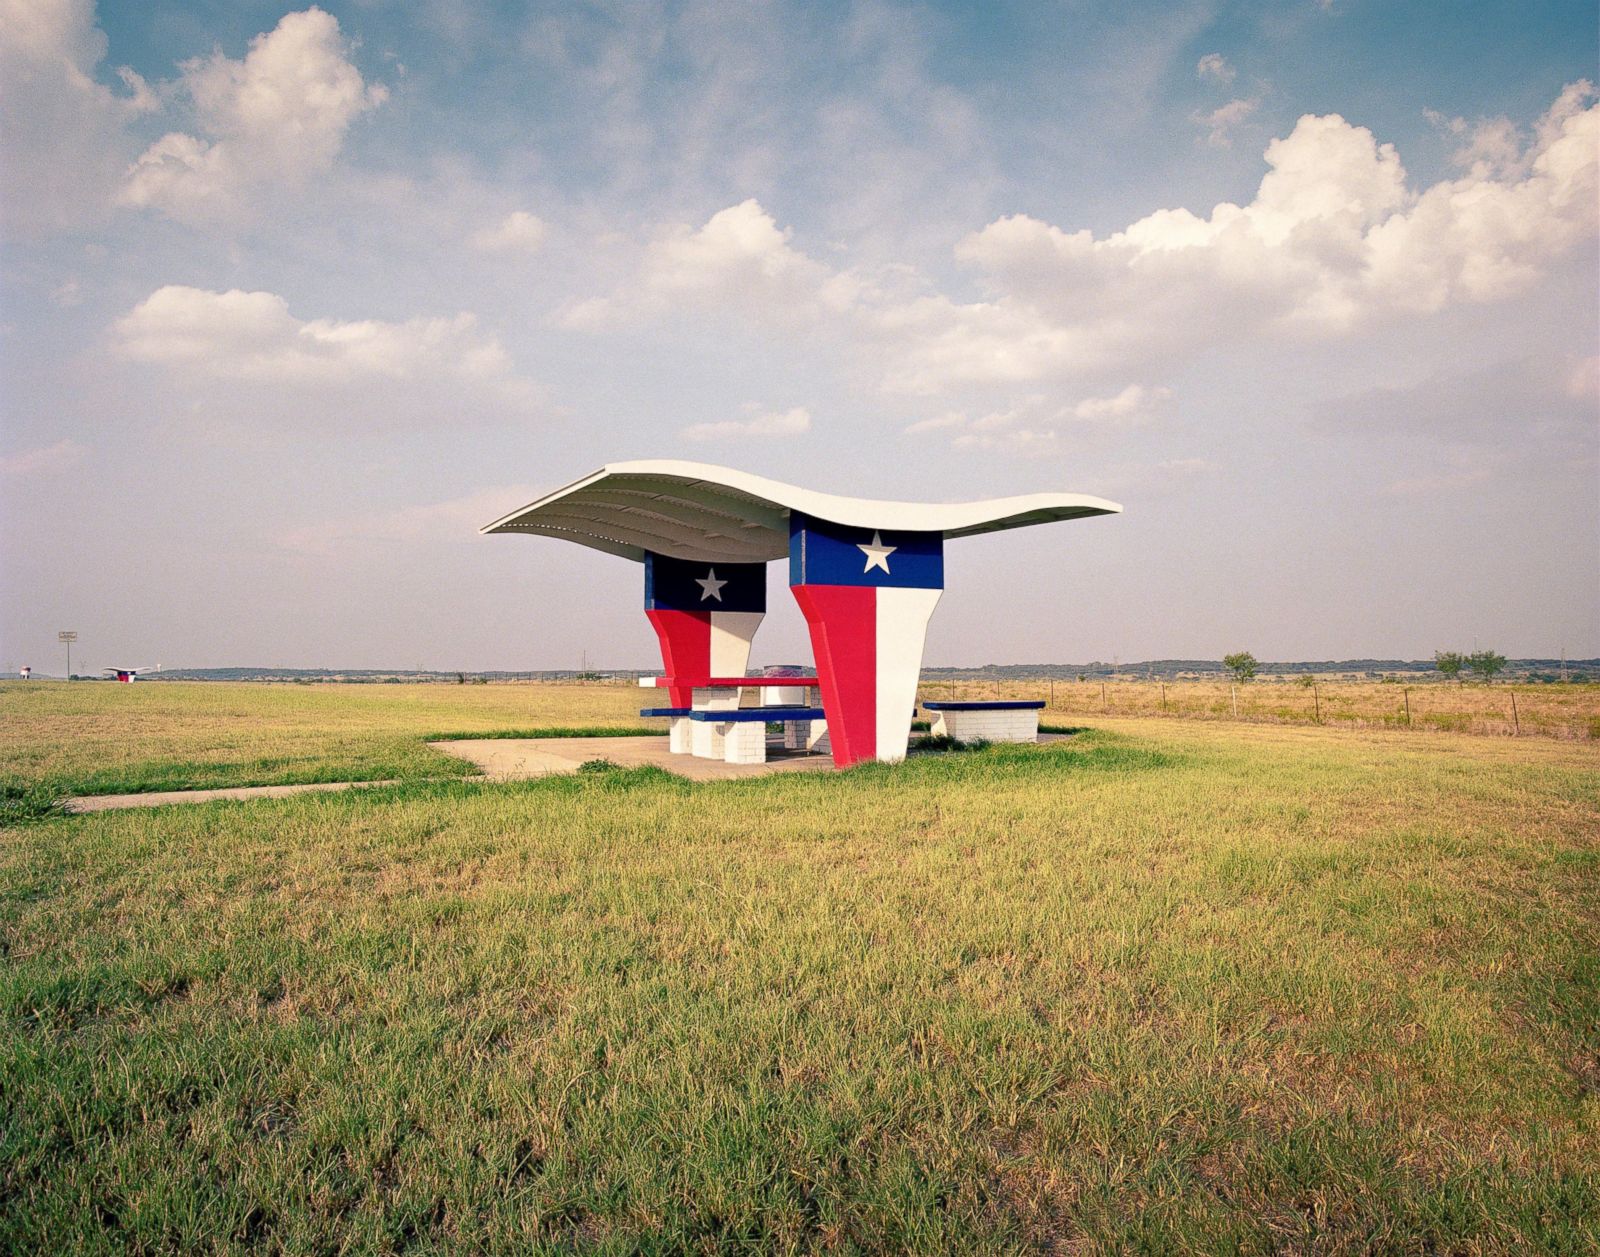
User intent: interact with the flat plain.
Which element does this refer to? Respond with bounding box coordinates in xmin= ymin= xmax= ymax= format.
xmin=1 ymin=682 xmax=1596 ymax=1252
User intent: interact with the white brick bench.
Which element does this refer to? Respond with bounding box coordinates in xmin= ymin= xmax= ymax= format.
xmin=688 ymin=707 xmax=828 ymax=765
xmin=922 ymin=700 xmax=1045 ymax=744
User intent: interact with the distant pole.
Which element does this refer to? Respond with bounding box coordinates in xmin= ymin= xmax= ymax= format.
xmin=1049 ymin=677 xmax=1055 ymax=707
xmin=1313 ymin=683 xmax=1320 ymax=724
xmin=1510 ymin=692 xmax=1520 ymax=736
xmin=1231 ymin=684 xmax=1238 ymax=719
xmin=58 ymin=630 xmax=76 ymax=680
xmin=1101 ymin=681 xmax=1108 ymax=712
xmin=1404 ymin=687 xmax=1411 ymax=726
xmin=1161 ymin=682 xmax=1167 ymax=711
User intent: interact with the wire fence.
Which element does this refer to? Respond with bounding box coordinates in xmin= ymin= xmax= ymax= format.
xmin=915 ymin=677 xmax=1600 ymax=741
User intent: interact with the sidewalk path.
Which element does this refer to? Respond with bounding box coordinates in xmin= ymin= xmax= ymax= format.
xmin=66 ymin=779 xmax=404 ymax=814
xmin=65 ymin=731 xmax=1049 ymax=811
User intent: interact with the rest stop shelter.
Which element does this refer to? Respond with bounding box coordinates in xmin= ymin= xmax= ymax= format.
xmin=483 ymin=460 xmax=1119 ymax=768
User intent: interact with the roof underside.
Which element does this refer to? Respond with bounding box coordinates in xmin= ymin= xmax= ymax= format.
xmin=481 ymin=460 xmax=1121 ymax=564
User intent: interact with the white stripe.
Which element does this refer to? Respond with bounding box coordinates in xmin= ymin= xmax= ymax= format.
xmin=708 ymin=611 xmax=764 ymax=676
xmin=873 ymin=587 xmax=942 ymax=762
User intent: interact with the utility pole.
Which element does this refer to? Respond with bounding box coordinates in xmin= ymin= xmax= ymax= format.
xmin=58 ymin=630 xmax=76 ymax=680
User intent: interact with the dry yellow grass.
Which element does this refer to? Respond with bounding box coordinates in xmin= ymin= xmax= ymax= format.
xmin=2 ymin=701 xmax=1595 ymax=1251
xmin=927 ymin=677 xmax=1600 ymax=740
xmin=0 ymin=680 xmax=661 ymax=795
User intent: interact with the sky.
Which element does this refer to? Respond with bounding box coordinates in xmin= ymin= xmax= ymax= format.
xmin=1 ymin=0 xmax=1596 ymax=674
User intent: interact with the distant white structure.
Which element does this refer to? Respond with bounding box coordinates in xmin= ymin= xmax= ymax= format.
xmin=103 ymin=665 xmax=161 ymax=683
xmin=484 ymin=460 xmax=1120 ymax=767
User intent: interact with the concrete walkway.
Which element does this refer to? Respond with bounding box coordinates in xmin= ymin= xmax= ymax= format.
xmin=66 ymin=778 xmax=405 ymax=814
xmin=65 ymin=733 xmax=1065 ymax=812
xmin=428 ymin=735 xmax=836 ymax=782
xmin=64 ymin=734 xmax=835 ymax=812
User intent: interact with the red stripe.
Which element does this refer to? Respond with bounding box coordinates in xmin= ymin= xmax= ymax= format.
xmin=645 ymin=610 xmax=711 ymax=708
xmin=791 ymin=584 xmax=877 ymax=768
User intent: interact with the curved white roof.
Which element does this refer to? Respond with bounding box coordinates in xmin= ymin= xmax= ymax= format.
xmin=481 ymin=459 xmax=1120 ymax=564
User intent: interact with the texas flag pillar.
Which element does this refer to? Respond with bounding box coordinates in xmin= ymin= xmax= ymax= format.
xmin=788 ymin=512 xmax=943 ymax=768
xmin=643 ymin=552 xmax=767 ymax=708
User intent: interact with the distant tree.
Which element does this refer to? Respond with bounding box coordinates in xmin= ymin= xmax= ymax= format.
xmin=1434 ymin=650 xmax=1466 ymax=684
xmin=1468 ymin=649 xmax=1507 ymax=684
xmin=1298 ymin=674 xmax=1317 ymax=688
xmin=1223 ymin=651 xmax=1258 ymax=683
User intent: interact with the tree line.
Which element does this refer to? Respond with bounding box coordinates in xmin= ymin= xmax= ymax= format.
xmin=1217 ymin=650 xmax=1509 ymax=684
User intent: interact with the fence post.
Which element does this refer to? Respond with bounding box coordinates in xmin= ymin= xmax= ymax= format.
xmin=1511 ymin=691 xmax=1520 ymax=736
xmin=1313 ymin=684 xmax=1320 ymax=724
xmin=1049 ymin=677 xmax=1055 ymax=707
xmin=1161 ymin=682 xmax=1167 ymax=711
xmin=1101 ymin=682 xmax=1108 ymax=712
xmin=1231 ymin=684 xmax=1238 ymax=720
xmin=1404 ymin=687 xmax=1411 ymax=726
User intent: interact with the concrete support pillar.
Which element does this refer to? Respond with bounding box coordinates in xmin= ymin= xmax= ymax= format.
xmin=788 ymin=513 xmax=943 ymax=768
xmin=643 ymin=552 xmax=766 ymax=708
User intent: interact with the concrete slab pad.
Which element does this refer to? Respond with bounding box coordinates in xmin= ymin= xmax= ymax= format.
xmin=67 ymin=779 xmax=403 ymax=814
xmin=429 ymin=735 xmax=836 ymax=781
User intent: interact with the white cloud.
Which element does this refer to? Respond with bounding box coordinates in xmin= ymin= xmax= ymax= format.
xmin=933 ymin=83 xmax=1597 ymax=383
xmin=1070 ymin=384 xmax=1174 ymax=422
xmin=0 ymin=439 xmax=88 ymax=476
xmin=1196 ymin=53 xmax=1236 ymax=85
xmin=907 ymin=386 xmax=1174 ymax=451
xmin=118 ymin=7 xmax=386 ymax=222
xmin=1566 ymin=355 xmax=1599 ymax=400
xmin=567 ymin=84 xmax=1597 ymax=400
xmin=471 ymin=210 xmax=548 ymax=254
xmin=1383 ymin=466 xmax=1492 ymax=497
xmin=902 ymin=411 xmax=968 ymax=434
xmin=681 ymin=405 xmax=812 ymax=441
xmin=0 ymin=0 xmax=155 ymax=234
xmin=112 ymin=286 xmax=524 ymax=396
xmin=1158 ymin=457 xmax=1219 ymax=476
xmin=272 ymin=484 xmax=537 ymax=556
xmin=562 ymin=199 xmax=844 ymax=328
xmin=1193 ymin=97 xmax=1259 ymax=146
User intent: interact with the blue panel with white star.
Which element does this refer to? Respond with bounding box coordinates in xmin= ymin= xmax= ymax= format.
xmin=643 ymin=552 xmax=767 ymax=611
xmin=787 ymin=512 xmax=944 ymax=589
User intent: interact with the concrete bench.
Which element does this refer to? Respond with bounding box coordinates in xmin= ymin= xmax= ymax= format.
xmin=688 ymin=706 xmax=827 ymax=764
xmin=922 ymin=700 xmax=1045 ymax=744
xmin=642 ymin=677 xmax=824 ymax=757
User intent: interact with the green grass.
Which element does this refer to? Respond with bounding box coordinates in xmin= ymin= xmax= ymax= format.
xmin=2 ymin=713 xmax=1596 ymax=1252
xmin=425 ymin=726 xmax=660 ymax=743
xmin=0 ymin=682 xmax=661 ymax=796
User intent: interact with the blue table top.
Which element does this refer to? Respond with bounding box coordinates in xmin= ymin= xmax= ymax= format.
xmin=922 ymin=700 xmax=1046 ymax=711
xmin=688 ymin=707 xmax=826 ymax=723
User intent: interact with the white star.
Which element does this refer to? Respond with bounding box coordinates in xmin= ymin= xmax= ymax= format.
xmin=696 ymin=568 xmax=727 ymax=601
xmin=857 ymin=531 xmax=896 ymax=574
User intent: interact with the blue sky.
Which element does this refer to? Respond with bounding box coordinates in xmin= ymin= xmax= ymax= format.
xmin=2 ymin=0 xmax=1596 ymax=672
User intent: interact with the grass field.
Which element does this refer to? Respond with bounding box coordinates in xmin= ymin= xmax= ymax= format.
xmin=948 ymin=678 xmax=1600 ymax=741
xmin=0 ymin=681 xmax=662 ymax=796
xmin=3 ymin=677 xmax=1594 ymax=805
xmin=2 ymin=684 xmax=1596 ymax=1252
